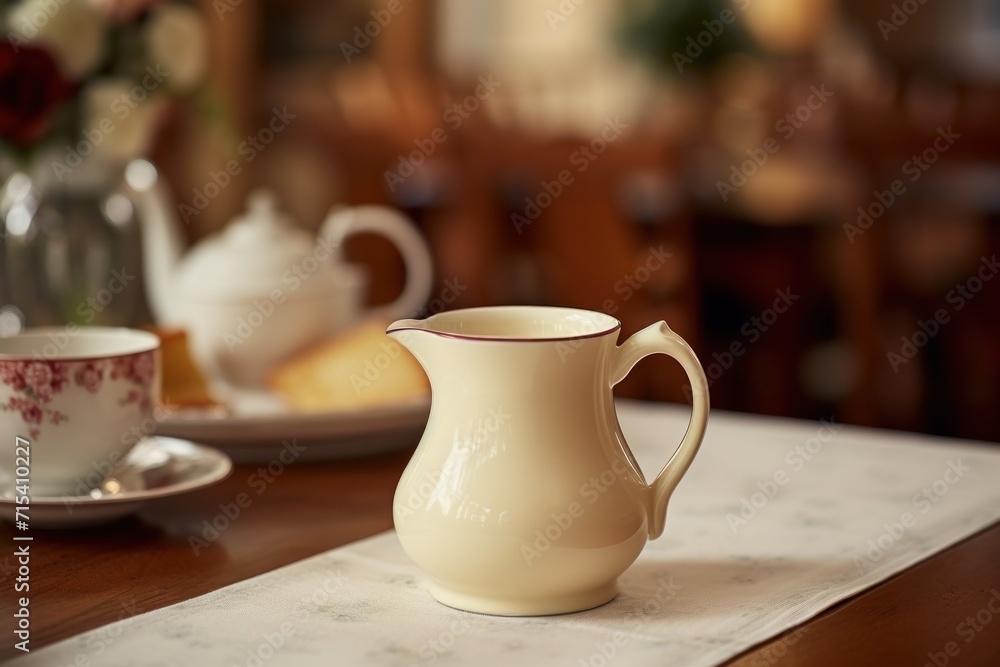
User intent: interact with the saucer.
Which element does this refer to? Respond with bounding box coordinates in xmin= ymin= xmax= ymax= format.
xmin=0 ymin=437 xmax=232 ymax=528
xmin=158 ymin=386 xmax=429 ymax=463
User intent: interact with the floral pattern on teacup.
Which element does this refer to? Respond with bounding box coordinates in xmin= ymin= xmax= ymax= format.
xmin=0 ymin=352 xmax=155 ymax=440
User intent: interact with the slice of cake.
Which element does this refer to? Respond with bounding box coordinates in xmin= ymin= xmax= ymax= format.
xmin=268 ymin=318 xmax=429 ymax=413
xmin=145 ymin=327 xmax=218 ymax=407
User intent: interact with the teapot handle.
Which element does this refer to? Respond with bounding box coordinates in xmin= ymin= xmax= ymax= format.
xmin=611 ymin=322 xmax=710 ymax=540
xmin=320 ymin=206 xmax=434 ymax=320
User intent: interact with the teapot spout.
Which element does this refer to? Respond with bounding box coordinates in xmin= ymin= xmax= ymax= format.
xmin=126 ymin=159 xmax=184 ymax=323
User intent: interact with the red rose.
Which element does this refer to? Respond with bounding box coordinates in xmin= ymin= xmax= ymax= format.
xmin=0 ymin=42 xmax=70 ymax=146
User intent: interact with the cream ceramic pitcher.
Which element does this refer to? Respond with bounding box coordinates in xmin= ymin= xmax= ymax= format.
xmin=387 ymin=306 xmax=709 ymax=616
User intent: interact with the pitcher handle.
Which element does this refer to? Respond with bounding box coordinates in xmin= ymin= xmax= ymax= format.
xmin=320 ymin=206 xmax=434 ymax=320
xmin=611 ymin=321 xmax=710 ymax=539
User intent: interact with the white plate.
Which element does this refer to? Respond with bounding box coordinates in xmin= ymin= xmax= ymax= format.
xmin=0 ymin=437 xmax=232 ymax=529
xmin=156 ymin=388 xmax=429 ymax=464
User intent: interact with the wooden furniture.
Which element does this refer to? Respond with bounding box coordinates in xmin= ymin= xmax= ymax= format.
xmin=839 ymin=79 xmax=1000 ymax=442
xmin=163 ymin=2 xmax=1000 ymax=439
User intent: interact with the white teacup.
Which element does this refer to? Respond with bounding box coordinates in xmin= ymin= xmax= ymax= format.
xmin=0 ymin=327 xmax=161 ymax=497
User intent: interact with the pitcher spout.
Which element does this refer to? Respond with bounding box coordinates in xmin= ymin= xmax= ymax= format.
xmin=386 ymin=318 xmax=434 ymax=359
xmin=386 ymin=319 xmax=425 ymax=335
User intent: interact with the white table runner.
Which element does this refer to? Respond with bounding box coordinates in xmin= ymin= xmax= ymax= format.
xmin=14 ymin=401 xmax=1000 ymax=666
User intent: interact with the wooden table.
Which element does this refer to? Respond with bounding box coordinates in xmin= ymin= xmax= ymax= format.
xmin=3 ymin=444 xmax=1000 ymax=665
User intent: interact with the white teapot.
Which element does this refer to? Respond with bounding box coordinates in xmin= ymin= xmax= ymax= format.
xmin=137 ymin=187 xmax=433 ymax=386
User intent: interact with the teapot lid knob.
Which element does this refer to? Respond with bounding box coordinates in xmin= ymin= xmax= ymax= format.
xmin=231 ymin=188 xmax=297 ymax=231
xmin=246 ymin=188 xmax=278 ymax=218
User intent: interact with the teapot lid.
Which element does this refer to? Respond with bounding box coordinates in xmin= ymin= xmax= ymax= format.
xmin=231 ymin=188 xmax=296 ymax=230
xmin=176 ymin=189 xmax=355 ymax=300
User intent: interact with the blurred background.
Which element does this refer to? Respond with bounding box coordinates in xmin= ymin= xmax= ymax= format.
xmin=2 ymin=0 xmax=999 ymax=440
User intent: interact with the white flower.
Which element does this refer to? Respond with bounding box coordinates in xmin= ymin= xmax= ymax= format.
xmin=7 ymin=0 xmax=106 ymax=80
xmin=146 ymin=4 xmax=207 ymax=92
xmin=84 ymin=79 xmax=165 ymax=162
